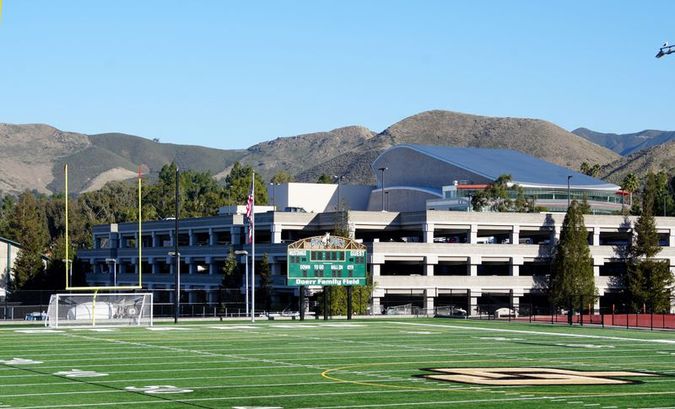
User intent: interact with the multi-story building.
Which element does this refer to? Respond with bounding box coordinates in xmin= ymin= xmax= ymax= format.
xmin=79 ymin=207 xmax=675 ymax=314
xmin=78 ymin=144 xmax=674 ymax=314
xmin=369 ymin=144 xmax=628 ymax=214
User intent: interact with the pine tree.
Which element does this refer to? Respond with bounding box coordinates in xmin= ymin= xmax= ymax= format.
xmin=625 ymin=173 xmax=673 ymax=313
xmin=258 ymin=253 xmax=272 ymax=311
xmin=549 ymin=200 xmax=597 ymax=324
xmin=8 ymin=192 xmax=49 ymax=297
xmin=224 ymin=162 xmax=269 ymax=205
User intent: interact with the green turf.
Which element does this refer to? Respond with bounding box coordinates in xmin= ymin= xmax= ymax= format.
xmin=0 ymin=318 xmax=674 ymax=408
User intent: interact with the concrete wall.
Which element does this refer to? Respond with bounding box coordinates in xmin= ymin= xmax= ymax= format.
xmin=271 ymin=183 xmax=373 ymax=213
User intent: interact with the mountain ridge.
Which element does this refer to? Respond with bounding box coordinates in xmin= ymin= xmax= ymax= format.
xmin=1 ymin=110 xmax=670 ymax=196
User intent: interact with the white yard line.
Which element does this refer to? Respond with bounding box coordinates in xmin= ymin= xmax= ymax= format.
xmin=8 ymin=390 xmax=675 ymax=409
xmin=389 ymin=321 xmax=675 ymax=345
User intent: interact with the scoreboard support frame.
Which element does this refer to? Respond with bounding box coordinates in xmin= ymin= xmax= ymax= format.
xmin=287 ymin=234 xmax=367 ymax=321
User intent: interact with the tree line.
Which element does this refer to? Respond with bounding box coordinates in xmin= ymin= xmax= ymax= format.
xmin=0 ymin=162 xmax=269 ymax=298
xmin=549 ymin=172 xmax=673 ymax=321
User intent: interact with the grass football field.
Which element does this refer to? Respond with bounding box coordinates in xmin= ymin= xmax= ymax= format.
xmin=0 ymin=318 xmax=674 ymax=409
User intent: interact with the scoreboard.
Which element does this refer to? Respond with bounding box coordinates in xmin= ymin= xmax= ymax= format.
xmin=287 ymin=234 xmax=367 ymax=286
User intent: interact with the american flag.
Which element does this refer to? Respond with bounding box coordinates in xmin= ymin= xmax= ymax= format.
xmin=245 ymin=188 xmax=254 ymax=244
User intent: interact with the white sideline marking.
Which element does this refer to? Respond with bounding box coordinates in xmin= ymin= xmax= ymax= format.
xmin=477 ymin=337 xmax=523 ymax=341
xmin=390 ymin=321 xmax=675 ymax=344
xmin=272 ymin=324 xmax=316 ymax=329
xmin=10 ymin=390 xmax=675 ymax=409
xmin=125 ymin=385 xmax=193 ymax=394
xmin=14 ymin=330 xmax=62 ymax=334
xmin=209 ymin=325 xmax=257 ymax=330
xmin=72 ymin=329 xmax=117 ymax=332
xmin=320 ymin=324 xmax=365 ymax=328
xmin=555 ymin=343 xmax=615 ymax=349
xmin=403 ymin=331 xmax=436 ymax=335
xmin=146 ymin=327 xmax=189 ymax=331
xmin=53 ymin=369 xmax=108 ymax=378
xmin=0 ymin=358 xmax=42 ymax=365
xmin=233 ymin=407 xmax=283 ymax=409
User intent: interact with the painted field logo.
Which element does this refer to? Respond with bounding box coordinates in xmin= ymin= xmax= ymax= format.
xmin=420 ymin=367 xmax=653 ymax=386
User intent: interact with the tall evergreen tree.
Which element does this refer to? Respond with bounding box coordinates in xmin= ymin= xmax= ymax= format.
xmin=224 ymin=162 xmax=269 ymax=205
xmin=548 ymin=200 xmax=597 ymax=324
xmin=624 ymin=173 xmax=673 ymax=313
xmin=258 ymin=253 xmax=272 ymax=311
xmin=621 ymin=173 xmax=640 ymax=215
xmin=271 ymin=171 xmax=293 ymax=184
xmin=8 ymin=192 xmax=49 ymax=295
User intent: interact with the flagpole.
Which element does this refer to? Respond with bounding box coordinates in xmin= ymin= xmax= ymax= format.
xmin=251 ymin=171 xmax=256 ymax=323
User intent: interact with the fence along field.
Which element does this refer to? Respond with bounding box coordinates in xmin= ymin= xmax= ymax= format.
xmin=0 ymin=318 xmax=674 ymax=408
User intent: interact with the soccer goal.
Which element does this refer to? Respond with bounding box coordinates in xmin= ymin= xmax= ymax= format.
xmin=46 ymin=293 xmax=153 ymax=328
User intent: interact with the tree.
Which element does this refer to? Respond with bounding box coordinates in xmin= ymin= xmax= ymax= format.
xmin=624 ymin=173 xmax=673 ymax=313
xmin=653 ymin=171 xmax=674 ymax=217
xmin=8 ymin=192 xmax=49 ymax=297
xmin=580 ymin=162 xmax=601 ymax=177
xmin=218 ymin=250 xmax=239 ymax=315
xmin=317 ymin=174 xmax=333 ymax=184
xmin=271 ymin=171 xmax=293 ymax=184
xmin=258 ymin=253 xmax=272 ymax=311
xmin=473 ymin=174 xmax=521 ymax=212
xmin=224 ymin=162 xmax=269 ymax=205
xmin=621 ymin=173 xmax=640 ymax=215
xmin=0 ymin=194 xmax=16 ymax=238
xmin=548 ymin=200 xmax=597 ymax=324
xmin=579 ymin=194 xmax=592 ymax=215
xmin=220 ymin=250 xmax=238 ymax=288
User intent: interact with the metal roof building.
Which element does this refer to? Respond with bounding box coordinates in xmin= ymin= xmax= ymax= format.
xmin=368 ymin=144 xmax=624 ymax=213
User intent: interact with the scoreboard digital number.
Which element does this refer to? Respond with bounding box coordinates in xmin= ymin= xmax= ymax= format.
xmin=287 ymin=236 xmax=367 ymax=286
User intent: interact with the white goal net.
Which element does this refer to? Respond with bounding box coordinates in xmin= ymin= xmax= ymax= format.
xmin=46 ymin=293 xmax=153 ymax=328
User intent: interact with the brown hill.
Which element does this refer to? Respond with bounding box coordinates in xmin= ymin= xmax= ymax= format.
xmin=0 ymin=111 xmax=642 ymax=195
xmin=0 ymin=124 xmax=90 ymax=194
xmin=235 ymin=126 xmax=376 ymax=182
xmin=600 ymin=140 xmax=675 ymax=184
xmin=296 ymin=110 xmax=620 ymax=184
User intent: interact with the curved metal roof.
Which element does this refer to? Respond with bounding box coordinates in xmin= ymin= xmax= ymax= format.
xmin=378 ymin=144 xmax=619 ymax=191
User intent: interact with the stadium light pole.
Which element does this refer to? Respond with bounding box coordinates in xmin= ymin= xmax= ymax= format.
xmin=567 ymin=175 xmax=572 ymax=209
xmin=333 ymin=175 xmax=344 ymax=211
xmin=235 ymin=250 xmax=249 ymax=318
xmin=173 ymin=165 xmax=180 ymax=323
xmin=378 ymin=167 xmax=388 ymax=212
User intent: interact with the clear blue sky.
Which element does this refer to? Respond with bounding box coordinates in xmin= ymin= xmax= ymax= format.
xmin=1 ymin=1 xmax=673 ymax=149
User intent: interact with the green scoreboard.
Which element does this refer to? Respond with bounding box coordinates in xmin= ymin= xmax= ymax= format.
xmin=287 ymin=234 xmax=367 ymax=286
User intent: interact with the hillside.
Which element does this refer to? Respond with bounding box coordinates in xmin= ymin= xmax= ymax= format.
xmin=235 ymin=126 xmax=376 ymax=183
xmin=0 ymin=124 xmax=248 ymax=195
xmin=0 ymin=111 xmax=651 ymax=195
xmin=0 ymin=124 xmax=90 ymax=194
xmin=599 ymin=140 xmax=675 ymax=184
xmin=296 ymin=111 xmax=620 ymax=184
xmin=573 ymin=127 xmax=675 ymax=156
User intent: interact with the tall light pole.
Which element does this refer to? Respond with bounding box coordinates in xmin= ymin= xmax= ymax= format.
xmin=173 ymin=165 xmax=180 ymax=323
xmin=234 ymin=250 xmax=249 ymax=318
xmin=168 ymin=251 xmax=180 ymax=323
xmin=567 ymin=175 xmax=572 ymax=209
xmin=378 ymin=167 xmax=388 ymax=212
xmin=333 ymin=175 xmax=344 ymax=211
